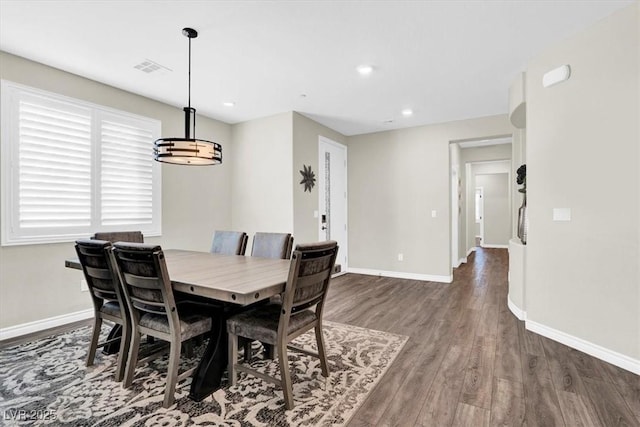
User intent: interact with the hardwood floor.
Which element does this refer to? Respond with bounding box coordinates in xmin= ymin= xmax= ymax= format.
xmin=324 ymin=248 xmax=639 ymax=427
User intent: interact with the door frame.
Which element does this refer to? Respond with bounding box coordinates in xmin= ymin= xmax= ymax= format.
xmin=318 ymin=136 xmax=348 ymax=271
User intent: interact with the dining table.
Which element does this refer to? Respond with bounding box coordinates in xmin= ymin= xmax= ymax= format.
xmin=66 ymin=249 xmax=291 ymax=401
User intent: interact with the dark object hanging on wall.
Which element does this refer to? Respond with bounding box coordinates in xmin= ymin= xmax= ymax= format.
xmin=153 ymin=28 xmax=222 ymax=165
xmin=518 ymin=194 xmax=528 ymax=244
xmin=300 ymin=165 xmax=316 ymax=192
xmin=516 ymin=164 xmax=527 ymax=244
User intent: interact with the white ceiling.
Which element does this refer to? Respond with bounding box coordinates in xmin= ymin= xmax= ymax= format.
xmin=0 ymin=1 xmax=633 ymax=136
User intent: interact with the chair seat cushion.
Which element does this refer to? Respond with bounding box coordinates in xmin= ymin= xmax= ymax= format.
xmin=100 ymin=301 xmax=122 ymax=318
xmin=227 ymin=303 xmax=317 ymax=345
xmin=139 ymin=311 xmax=212 ymax=340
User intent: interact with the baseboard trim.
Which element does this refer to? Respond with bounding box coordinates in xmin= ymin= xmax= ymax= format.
xmin=481 ymin=244 xmax=509 ymax=249
xmin=454 ymin=257 xmax=467 ymax=268
xmin=348 ymin=267 xmax=452 ymax=283
xmin=526 ymin=319 xmax=640 ymax=375
xmin=507 ymin=295 xmax=526 ymax=321
xmin=466 ymin=247 xmax=476 ymax=257
xmin=0 ymin=309 xmax=94 ymax=341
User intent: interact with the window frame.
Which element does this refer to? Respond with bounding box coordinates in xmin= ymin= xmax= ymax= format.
xmin=1 ymin=80 xmax=162 ymax=246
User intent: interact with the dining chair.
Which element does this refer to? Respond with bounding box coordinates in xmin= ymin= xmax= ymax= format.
xmin=245 ymin=232 xmax=294 ymax=359
xmin=92 ymin=231 xmax=144 ymax=243
xmin=112 ymin=242 xmax=213 ymax=408
xmin=250 ymin=232 xmax=294 ymax=259
xmin=227 ymin=240 xmax=339 ymax=410
xmin=75 ymin=239 xmax=130 ymax=382
xmin=210 ymin=230 xmax=248 ymax=255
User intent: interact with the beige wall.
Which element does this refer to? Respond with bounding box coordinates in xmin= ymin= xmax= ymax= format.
xmin=526 ymin=3 xmax=639 ymax=360
xmin=230 ymin=112 xmax=294 ymax=254
xmin=0 ymin=52 xmax=233 ymax=328
xmin=348 ymin=115 xmax=512 ymax=279
xmin=292 ymin=112 xmax=346 ymax=246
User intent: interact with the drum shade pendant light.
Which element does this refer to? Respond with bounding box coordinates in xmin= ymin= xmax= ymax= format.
xmin=153 ymin=28 xmax=222 ymax=165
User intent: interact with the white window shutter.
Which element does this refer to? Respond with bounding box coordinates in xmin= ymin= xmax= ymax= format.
xmin=1 ymin=80 xmax=161 ymax=245
xmin=100 ymin=114 xmax=154 ymax=226
xmin=18 ymin=94 xmax=92 ymax=229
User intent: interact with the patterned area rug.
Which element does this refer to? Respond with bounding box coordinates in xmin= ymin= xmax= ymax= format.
xmin=0 ymin=321 xmax=407 ymax=426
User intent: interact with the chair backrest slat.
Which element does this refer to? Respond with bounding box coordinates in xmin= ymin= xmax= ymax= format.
xmin=123 ymin=273 xmax=162 ymax=289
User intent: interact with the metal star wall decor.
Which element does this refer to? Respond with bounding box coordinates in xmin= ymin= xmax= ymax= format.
xmin=300 ymin=164 xmax=316 ymax=192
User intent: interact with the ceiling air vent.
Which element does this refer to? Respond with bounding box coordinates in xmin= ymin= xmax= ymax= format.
xmin=133 ymin=59 xmax=172 ymax=74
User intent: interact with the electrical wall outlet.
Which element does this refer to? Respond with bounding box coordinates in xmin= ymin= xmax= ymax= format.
xmin=80 ymin=279 xmax=88 ymax=292
xmin=398 ymin=253 xmax=404 ymax=261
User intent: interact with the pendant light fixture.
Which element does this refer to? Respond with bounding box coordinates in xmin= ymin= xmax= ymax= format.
xmin=153 ymin=27 xmax=222 ymax=165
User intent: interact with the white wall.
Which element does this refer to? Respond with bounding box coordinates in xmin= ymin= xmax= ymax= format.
xmin=347 ymin=115 xmax=512 ymax=280
xmin=0 ymin=52 xmax=233 ymax=328
xmin=526 ymin=2 xmax=639 ymax=365
xmin=230 ymin=112 xmax=294 ymax=253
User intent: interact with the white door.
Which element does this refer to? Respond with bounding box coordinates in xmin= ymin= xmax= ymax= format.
xmin=318 ymin=137 xmax=348 ymax=270
xmin=475 ymin=187 xmax=484 ymax=246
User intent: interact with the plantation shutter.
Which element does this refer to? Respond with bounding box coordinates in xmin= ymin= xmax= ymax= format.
xmin=100 ymin=114 xmax=154 ymax=226
xmin=1 ymin=80 xmax=162 ymax=245
xmin=17 ymin=93 xmax=92 ymax=229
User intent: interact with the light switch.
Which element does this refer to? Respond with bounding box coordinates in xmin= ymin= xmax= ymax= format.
xmin=313 ymin=210 xmax=319 ymax=218
xmin=431 ymin=210 xmax=437 ymax=218
xmin=553 ymin=208 xmax=571 ymax=221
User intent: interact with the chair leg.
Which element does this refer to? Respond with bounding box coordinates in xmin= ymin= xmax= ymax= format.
xmin=86 ymin=316 xmax=102 ymax=366
xmin=243 ymin=339 xmax=252 ymax=362
xmin=227 ymin=333 xmax=238 ymax=386
xmin=263 ymin=343 xmax=275 ymax=360
xmin=163 ymin=340 xmax=181 ymax=408
xmin=114 ymin=322 xmax=131 ymax=382
xmin=277 ymin=339 xmax=294 ymax=410
xmin=314 ymin=323 xmax=330 ymax=378
xmin=183 ymin=340 xmax=194 ymax=358
xmin=123 ymin=330 xmax=141 ymax=389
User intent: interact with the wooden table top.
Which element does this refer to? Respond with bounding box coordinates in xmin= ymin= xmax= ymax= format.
xmin=66 ymin=249 xmax=291 ymax=306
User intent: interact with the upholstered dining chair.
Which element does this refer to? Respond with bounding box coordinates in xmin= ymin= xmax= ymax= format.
xmin=92 ymin=231 xmax=144 ymax=243
xmin=210 ymin=230 xmax=248 ymax=255
xmin=251 ymin=232 xmax=294 ymax=259
xmin=112 ymin=242 xmax=213 ymax=408
xmin=227 ymin=240 xmax=339 ymax=410
xmin=75 ymin=239 xmax=130 ymax=382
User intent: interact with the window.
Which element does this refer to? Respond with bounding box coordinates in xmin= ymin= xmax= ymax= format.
xmin=1 ymin=80 xmax=162 ymax=245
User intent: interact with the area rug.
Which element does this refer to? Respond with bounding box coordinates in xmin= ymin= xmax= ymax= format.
xmin=0 ymin=321 xmax=407 ymax=426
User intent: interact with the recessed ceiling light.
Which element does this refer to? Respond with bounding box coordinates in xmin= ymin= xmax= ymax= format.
xmin=402 ymin=109 xmax=413 ymax=116
xmin=222 ymin=101 xmax=235 ymax=107
xmin=356 ymin=64 xmax=374 ymax=76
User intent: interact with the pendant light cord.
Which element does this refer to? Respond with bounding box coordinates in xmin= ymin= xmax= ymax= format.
xmin=188 ymin=35 xmax=191 ymax=110
xmin=188 ymin=34 xmax=196 ymax=137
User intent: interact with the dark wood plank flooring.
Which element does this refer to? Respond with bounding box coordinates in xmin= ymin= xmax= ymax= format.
xmin=324 ymin=248 xmax=639 ymax=427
